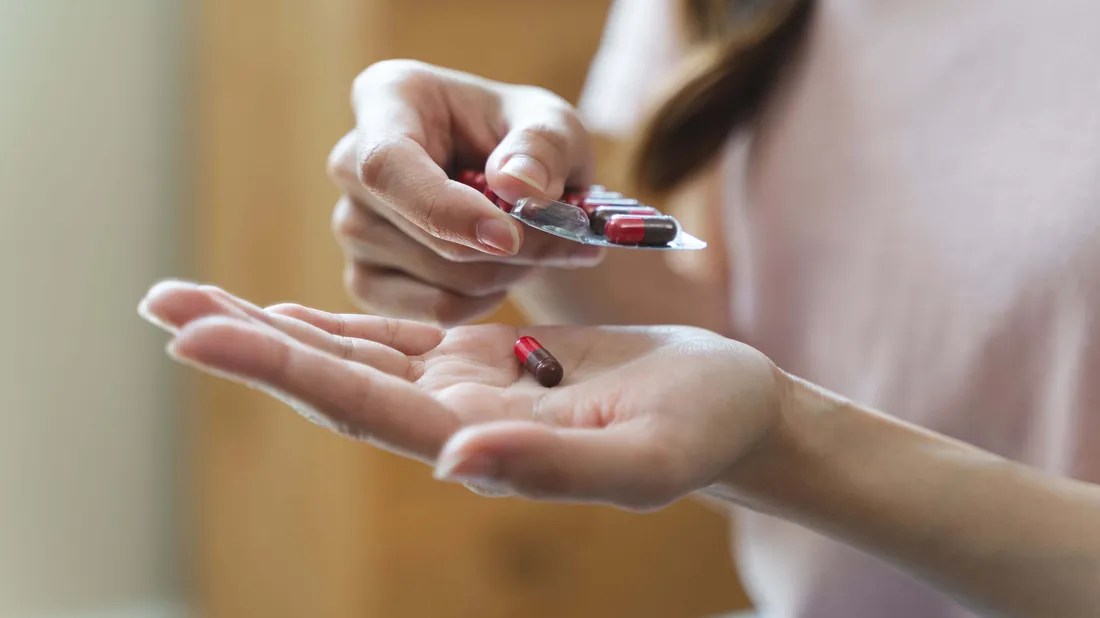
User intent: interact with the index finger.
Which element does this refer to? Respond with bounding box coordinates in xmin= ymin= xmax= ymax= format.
xmin=351 ymin=63 xmax=524 ymax=256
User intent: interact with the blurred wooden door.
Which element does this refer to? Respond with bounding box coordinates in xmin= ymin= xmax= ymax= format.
xmin=194 ymin=1 xmax=749 ymax=616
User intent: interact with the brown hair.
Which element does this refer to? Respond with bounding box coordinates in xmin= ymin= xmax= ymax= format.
xmin=629 ymin=0 xmax=814 ymax=195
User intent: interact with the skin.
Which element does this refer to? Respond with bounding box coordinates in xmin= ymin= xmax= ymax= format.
xmin=142 ymin=62 xmax=1100 ymax=616
xmin=138 ymin=282 xmax=1100 ymax=618
xmin=328 ymin=60 xmax=730 ymax=331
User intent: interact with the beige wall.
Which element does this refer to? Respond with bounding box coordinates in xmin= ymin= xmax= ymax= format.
xmin=0 ymin=1 xmax=186 ymax=616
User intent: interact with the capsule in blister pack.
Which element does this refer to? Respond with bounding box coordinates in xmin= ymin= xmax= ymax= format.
xmin=508 ymin=197 xmax=706 ymax=251
xmin=589 ymin=205 xmax=660 ymax=234
xmin=454 ymin=170 xmax=707 ymax=251
xmin=562 ymin=188 xmax=621 ymax=208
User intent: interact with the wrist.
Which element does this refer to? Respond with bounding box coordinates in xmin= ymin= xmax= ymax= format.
xmin=703 ymin=368 xmax=1007 ymax=541
xmin=702 ymin=366 xmax=821 ymax=514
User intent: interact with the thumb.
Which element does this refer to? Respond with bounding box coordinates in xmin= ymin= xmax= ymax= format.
xmin=433 ymin=420 xmax=687 ymax=511
xmin=485 ymin=95 xmax=593 ymax=205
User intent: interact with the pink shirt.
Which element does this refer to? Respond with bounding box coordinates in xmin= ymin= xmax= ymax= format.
xmin=581 ymin=1 xmax=1100 ymax=617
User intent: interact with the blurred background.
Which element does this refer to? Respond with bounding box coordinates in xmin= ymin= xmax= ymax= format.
xmin=0 ymin=1 xmax=749 ymax=616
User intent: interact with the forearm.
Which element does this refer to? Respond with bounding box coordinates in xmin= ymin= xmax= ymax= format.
xmin=711 ymin=372 xmax=1100 ymax=618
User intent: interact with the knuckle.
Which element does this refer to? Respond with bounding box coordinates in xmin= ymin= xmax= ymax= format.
xmin=431 ymin=294 xmax=501 ymax=328
xmin=271 ymin=303 xmax=313 ymax=323
xmin=326 ymin=132 xmax=359 ymax=184
xmin=410 ymin=181 xmax=469 ymax=246
xmin=353 ymin=59 xmax=432 ymax=101
xmin=514 ymin=84 xmax=571 ymax=111
xmin=357 ymin=137 xmax=403 ymax=189
xmin=383 ymin=317 xmax=402 ymax=347
xmin=335 ymin=335 xmax=356 ymax=361
xmin=266 ymin=337 xmax=294 ymax=385
xmin=414 ymin=182 xmax=447 ymax=238
xmin=332 ymin=205 xmax=389 ymax=264
xmin=338 ymin=366 xmax=376 ymax=433
xmin=515 ymin=124 xmax=570 ymax=161
xmin=332 ymin=312 xmax=348 ymax=337
xmin=330 ymin=198 xmax=357 ymax=239
xmin=343 ymin=263 xmax=380 ymax=307
xmin=344 ymin=263 xmax=457 ymax=324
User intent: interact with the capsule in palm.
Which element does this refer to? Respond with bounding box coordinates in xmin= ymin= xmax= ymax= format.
xmin=513 ymin=336 xmax=564 ymax=387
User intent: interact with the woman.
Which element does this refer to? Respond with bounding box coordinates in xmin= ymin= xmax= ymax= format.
xmin=140 ymin=0 xmax=1100 ymax=616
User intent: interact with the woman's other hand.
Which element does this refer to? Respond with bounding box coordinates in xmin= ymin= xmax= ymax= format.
xmin=329 ymin=61 xmax=605 ymax=326
xmin=139 ymin=280 xmax=782 ymax=510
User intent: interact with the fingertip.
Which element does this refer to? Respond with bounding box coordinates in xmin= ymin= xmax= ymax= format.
xmin=138 ymin=298 xmax=177 ymax=333
xmin=139 ymin=280 xmax=208 ymax=330
xmin=139 ymin=282 xmax=255 ymax=333
xmin=170 ymin=315 xmax=248 ymax=353
xmin=487 ymin=165 xmax=557 ymax=206
xmin=141 ymin=279 xmax=196 ymax=308
xmin=486 ymin=115 xmax=582 ymax=204
xmin=445 ymin=180 xmax=527 ymax=256
xmin=461 ymin=480 xmax=515 ymax=498
xmin=197 ymin=284 xmax=261 ymax=310
xmin=499 ymin=154 xmax=550 ymax=194
xmin=435 ymin=424 xmax=481 ymax=477
xmin=434 ymin=449 xmax=496 ymax=483
xmin=434 ymin=421 xmax=554 ymax=481
xmin=164 ymin=317 xmax=275 ymax=390
xmin=474 ymin=215 xmax=523 ymax=255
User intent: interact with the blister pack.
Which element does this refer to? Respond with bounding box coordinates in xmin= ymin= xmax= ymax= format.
xmin=456 ymin=170 xmax=707 ymax=251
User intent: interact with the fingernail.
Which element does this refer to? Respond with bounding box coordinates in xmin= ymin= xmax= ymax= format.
xmin=165 ymin=338 xmax=183 ymax=361
xmin=138 ymin=305 xmax=171 ymax=331
xmin=476 ymin=218 xmax=521 ymax=254
xmin=462 ymin=479 xmax=514 ymax=498
xmin=500 ymin=155 xmax=549 ymax=193
xmin=147 ymin=279 xmax=194 ymax=295
xmin=138 ymin=299 xmax=177 ymax=333
xmin=434 ymin=452 xmax=499 ymax=483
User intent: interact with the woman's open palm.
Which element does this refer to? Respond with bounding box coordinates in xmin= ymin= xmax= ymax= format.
xmin=140 ymin=281 xmax=781 ymax=510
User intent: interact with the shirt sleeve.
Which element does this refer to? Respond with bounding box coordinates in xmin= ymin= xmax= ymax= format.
xmin=577 ymin=0 xmax=687 ymax=136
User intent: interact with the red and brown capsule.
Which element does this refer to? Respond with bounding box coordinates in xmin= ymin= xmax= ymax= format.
xmin=513 ymin=336 xmax=563 ymax=387
xmin=563 ymin=189 xmax=622 ymax=208
xmin=470 ymin=172 xmax=488 ymax=192
xmin=604 ymin=215 xmax=679 ymax=246
xmin=562 ymin=191 xmax=586 ymax=207
xmin=589 ymin=205 xmax=661 ymax=235
xmin=457 ymin=169 xmax=480 ymax=186
xmin=483 ymin=187 xmax=513 ymax=213
xmin=579 ymin=196 xmax=643 ymax=217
